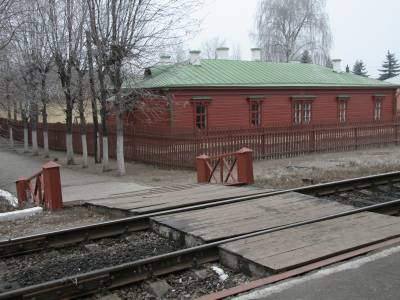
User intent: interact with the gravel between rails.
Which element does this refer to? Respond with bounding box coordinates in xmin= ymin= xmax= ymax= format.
xmin=91 ymin=263 xmax=251 ymax=300
xmin=0 ymin=206 xmax=118 ymax=240
xmin=325 ymin=184 xmax=400 ymax=208
xmin=2 ymin=231 xmax=182 ymax=288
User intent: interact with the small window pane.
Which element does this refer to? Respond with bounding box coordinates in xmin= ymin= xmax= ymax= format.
xmin=195 ymin=103 xmax=207 ymax=129
xmin=250 ymin=102 xmax=261 ymax=126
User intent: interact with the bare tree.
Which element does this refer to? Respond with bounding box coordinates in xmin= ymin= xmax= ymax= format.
xmin=86 ymin=30 xmax=100 ymax=164
xmin=0 ymin=53 xmax=14 ymax=148
xmin=202 ymin=37 xmax=227 ymax=59
xmin=231 ymin=43 xmax=242 ymax=60
xmin=0 ymin=0 xmax=23 ymax=50
xmin=88 ymin=0 xmax=201 ymax=175
xmin=86 ymin=0 xmax=112 ymax=171
xmin=42 ymin=0 xmax=86 ymax=164
xmin=73 ymin=23 xmax=90 ymax=168
xmin=255 ymin=0 xmax=332 ymax=64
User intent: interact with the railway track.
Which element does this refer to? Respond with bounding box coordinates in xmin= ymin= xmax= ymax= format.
xmin=1 ymin=198 xmax=400 ymax=300
xmin=2 ymin=171 xmax=400 ymax=299
xmin=2 ymin=171 xmax=400 ymax=259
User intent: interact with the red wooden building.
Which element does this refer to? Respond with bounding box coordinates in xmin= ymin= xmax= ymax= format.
xmin=125 ymin=49 xmax=398 ymax=132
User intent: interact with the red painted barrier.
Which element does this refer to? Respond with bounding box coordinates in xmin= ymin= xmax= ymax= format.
xmin=196 ymin=148 xmax=254 ymax=185
xmin=15 ymin=161 xmax=63 ymax=211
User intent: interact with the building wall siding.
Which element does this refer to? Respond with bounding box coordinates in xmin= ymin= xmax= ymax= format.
xmin=170 ymin=88 xmax=396 ymax=129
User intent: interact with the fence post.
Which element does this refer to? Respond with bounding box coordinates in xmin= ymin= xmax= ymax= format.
xmin=309 ymin=129 xmax=316 ymax=152
xmin=42 ymin=161 xmax=63 ymax=211
xmin=236 ymin=147 xmax=254 ymax=185
xmin=196 ymin=154 xmax=210 ymax=183
xmin=15 ymin=177 xmax=29 ymax=208
xmin=354 ymin=127 xmax=358 ymax=150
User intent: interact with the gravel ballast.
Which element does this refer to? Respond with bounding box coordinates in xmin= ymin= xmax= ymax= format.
xmin=2 ymin=231 xmax=182 ymax=288
xmin=92 ymin=263 xmax=251 ymax=300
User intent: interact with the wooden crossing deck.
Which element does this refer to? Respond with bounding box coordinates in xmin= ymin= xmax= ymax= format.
xmin=151 ymin=191 xmax=400 ymax=277
xmin=85 ymin=184 xmax=271 ymax=214
xmin=152 ymin=192 xmax=354 ymax=245
xmin=219 ymin=212 xmax=400 ymax=276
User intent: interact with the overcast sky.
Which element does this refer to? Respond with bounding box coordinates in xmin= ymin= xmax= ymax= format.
xmin=189 ymin=0 xmax=400 ymax=78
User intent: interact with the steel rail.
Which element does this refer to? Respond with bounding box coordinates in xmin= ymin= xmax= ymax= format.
xmin=2 ymin=198 xmax=400 ymax=300
xmin=1 ymin=170 xmax=400 ymax=258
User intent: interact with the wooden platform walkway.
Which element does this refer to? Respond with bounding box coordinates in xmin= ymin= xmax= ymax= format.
xmin=85 ymin=184 xmax=271 ymax=215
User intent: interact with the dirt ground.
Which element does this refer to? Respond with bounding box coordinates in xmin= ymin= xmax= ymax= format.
xmin=3 ymin=137 xmax=400 ymax=189
xmin=0 ymin=206 xmax=117 ymax=240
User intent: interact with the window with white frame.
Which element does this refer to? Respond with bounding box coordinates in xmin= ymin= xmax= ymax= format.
xmin=250 ymin=101 xmax=262 ymax=126
xmin=374 ymin=99 xmax=382 ymax=121
xmin=293 ymin=100 xmax=312 ymax=124
xmin=195 ymin=102 xmax=207 ymax=129
xmin=339 ymin=100 xmax=347 ymax=123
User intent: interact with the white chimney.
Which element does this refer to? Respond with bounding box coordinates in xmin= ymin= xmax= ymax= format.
xmin=251 ymin=48 xmax=261 ymax=61
xmin=332 ymin=59 xmax=342 ymax=72
xmin=159 ymin=55 xmax=171 ymax=65
xmin=216 ymin=47 xmax=229 ymax=60
xmin=189 ymin=50 xmax=201 ymax=66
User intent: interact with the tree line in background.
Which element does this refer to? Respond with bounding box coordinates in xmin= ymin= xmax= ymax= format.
xmin=0 ymin=0 xmax=200 ymax=176
xmin=254 ymin=0 xmax=400 ymax=81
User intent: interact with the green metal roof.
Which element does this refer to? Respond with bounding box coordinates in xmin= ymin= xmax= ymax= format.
xmin=133 ymin=59 xmax=397 ymax=89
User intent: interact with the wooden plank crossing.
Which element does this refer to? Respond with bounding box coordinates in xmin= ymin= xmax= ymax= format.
xmin=85 ymin=184 xmax=271 ymax=214
xmin=219 ymin=212 xmax=400 ymax=275
xmin=152 ymin=192 xmax=354 ymax=243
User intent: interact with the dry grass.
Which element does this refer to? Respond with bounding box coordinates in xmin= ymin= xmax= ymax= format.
xmin=255 ymin=163 xmax=400 ymax=189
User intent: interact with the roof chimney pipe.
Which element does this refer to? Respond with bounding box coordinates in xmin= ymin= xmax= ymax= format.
xmin=251 ymin=48 xmax=261 ymax=61
xmin=332 ymin=59 xmax=342 ymax=72
xmin=189 ymin=50 xmax=201 ymax=66
xmin=216 ymin=47 xmax=229 ymax=60
xmin=159 ymin=55 xmax=171 ymax=65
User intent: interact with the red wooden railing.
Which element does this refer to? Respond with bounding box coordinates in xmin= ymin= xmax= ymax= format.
xmin=16 ymin=171 xmax=44 ymax=208
xmin=206 ymin=152 xmax=238 ymax=184
xmin=196 ymin=148 xmax=254 ymax=185
xmin=2 ymin=117 xmax=400 ymax=169
xmin=15 ymin=161 xmax=63 ymax=211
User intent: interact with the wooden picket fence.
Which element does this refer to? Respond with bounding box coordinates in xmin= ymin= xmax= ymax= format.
xmin=1 ymin=117 xmax=399 ymax=169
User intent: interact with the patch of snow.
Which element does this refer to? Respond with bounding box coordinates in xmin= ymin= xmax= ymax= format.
xmin=0 ymin=189 xmax=18 ymax=207
xmin=0 ymin=207 xmax=43 ymax=222
xmin=211 ymin=265 xmax=229 ymax=281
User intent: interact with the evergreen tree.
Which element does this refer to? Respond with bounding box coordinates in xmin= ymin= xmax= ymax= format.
xmin=352 ymin=60 xmax=369 ymax=77
xmin=346 ymin=65 xmax=350 ymax=73
xmin=300 ymin=50 xmax=312 ymax=64
xmin=379 ymin=51 xmax=400 ymax=80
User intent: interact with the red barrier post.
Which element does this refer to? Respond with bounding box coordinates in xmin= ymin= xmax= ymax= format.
xmin=236 ymin=147 xmax=254 ymax=185
xmin=15 ymin=177 xmax=29 ymax=208
xmin=196 ymin=154 xmax=211 ymax=183
xmin=42 ymin=161 xmax=63 ymax=211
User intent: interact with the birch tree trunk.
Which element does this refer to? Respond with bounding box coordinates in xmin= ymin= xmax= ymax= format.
xmin=23 ymin=116 xmax=28 ymax=153
xmin=98 ymin=70 xmax=109 ymax=171
xmin=86 ymin=30 xmax=100 ymax=164
xmin=41 ymin=76 xmax=49 ymax=157
xmin=9 ymin=126 xmax=13 ymax=148
xmin=77 ymin=71 xmax=88 ymax=168
xmin=31 ymin=102 xmax=39 ymax=156
xmin=6 ymin=89 xmax=13 ymax=149
xmin=115 ymin=102 xmax=125 ymax=176
xmin=66 ymin=104 xmax=74 ymax=165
